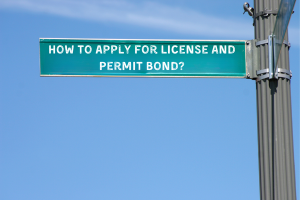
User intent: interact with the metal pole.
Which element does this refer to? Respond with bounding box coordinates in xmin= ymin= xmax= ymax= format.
xmin=254 ymin=0 xmax=296 ymax=199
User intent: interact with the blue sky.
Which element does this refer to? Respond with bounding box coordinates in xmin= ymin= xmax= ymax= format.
xmin=0 ymin=0 xmax=299 ymax=199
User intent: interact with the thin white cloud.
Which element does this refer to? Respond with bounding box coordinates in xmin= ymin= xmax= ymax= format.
xmin=0 ymin=0 xmax=299 ymax=45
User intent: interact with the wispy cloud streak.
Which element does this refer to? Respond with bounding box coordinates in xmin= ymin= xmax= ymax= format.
xmin=0 ymin=0 xmax=298 ymax=44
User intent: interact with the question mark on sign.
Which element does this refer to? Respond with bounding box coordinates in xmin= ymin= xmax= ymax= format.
xmin=179 ymin=62 xmax=184 ymax=70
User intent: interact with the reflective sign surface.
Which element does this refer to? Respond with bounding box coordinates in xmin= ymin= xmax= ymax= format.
xmin=40 ymin=39 xmax=246 ymax=78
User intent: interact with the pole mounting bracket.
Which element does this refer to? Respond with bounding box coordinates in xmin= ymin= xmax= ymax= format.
xmin=255 ymin=35 xmax=292 ymax=81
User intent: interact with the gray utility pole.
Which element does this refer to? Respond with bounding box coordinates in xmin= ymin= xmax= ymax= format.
xmin=253 ymin=0 xmax=297 ymax=199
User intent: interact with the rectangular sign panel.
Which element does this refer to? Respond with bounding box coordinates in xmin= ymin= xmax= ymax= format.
xmin=40 ymin=39 xmax=246 ymax=78
xmin=273 ymin=0 xmax=296 ymax=68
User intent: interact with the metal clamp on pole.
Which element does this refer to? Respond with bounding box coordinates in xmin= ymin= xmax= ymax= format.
xmin=283 ymin=40 xmax=291 ymax=48
xmin=275 ymin=68 xmax=292 ymax=79
xmin=255 ymin=39 xmax=268 ymax=46
xmin=256 ymin=39 xmax=291 ymax=48
xmin=256 ymin=68 xmax=270 ymax=81
xmin=253 ymin=9 xmax=278 ymax=18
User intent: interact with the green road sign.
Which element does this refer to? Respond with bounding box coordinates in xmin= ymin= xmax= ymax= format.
xmin=273 ymin=0 xmax=296 ymax=69
xmin=40 ymin=39 xmax=247 ymax=78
